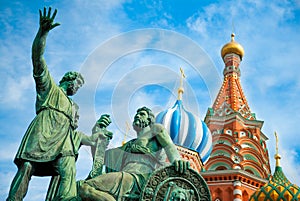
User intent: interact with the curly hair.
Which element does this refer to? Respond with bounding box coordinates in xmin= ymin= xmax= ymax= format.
xmin=59 ymin=71 xmax=84 ymax=86
xmin=136 ymin=106 xmax=155 ymax=125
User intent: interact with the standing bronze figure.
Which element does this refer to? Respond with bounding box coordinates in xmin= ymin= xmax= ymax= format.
xmin=6 ymin=8 xmax=111 ymax=201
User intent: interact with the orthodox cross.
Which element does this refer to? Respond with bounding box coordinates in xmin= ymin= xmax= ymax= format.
xmin=275 ymin=131 xmax=279 ymax=155
xmin=178 ymin=67 xmax=186 ymax=100
xmin=274 ymin=131 xmax=281 ymax=167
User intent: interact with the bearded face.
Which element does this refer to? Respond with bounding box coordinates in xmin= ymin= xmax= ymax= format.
xmin=66 ymin=79 xmax=82 ymax=96
xmin=133 ymin=110 xmax=151 ymax=130
xmin=66 ymin=84 xmax=77 ymax=96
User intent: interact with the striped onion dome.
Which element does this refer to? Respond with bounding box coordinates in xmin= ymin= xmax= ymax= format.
xmin=156 ymin=99 xmax=212 ymax=164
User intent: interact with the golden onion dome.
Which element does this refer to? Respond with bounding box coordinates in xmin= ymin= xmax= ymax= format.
xmin=221 ymin=33 xmax=244 ymax=59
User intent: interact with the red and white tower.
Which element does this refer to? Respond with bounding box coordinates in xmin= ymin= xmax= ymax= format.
xmin=201 ymin=33 xmax=271 ymax=201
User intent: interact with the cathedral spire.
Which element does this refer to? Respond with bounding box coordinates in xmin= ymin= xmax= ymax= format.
xmin=212 ymin=33 xmax=254 ymax=120
xmin=203 ymin=32 xmax=272 ymax=201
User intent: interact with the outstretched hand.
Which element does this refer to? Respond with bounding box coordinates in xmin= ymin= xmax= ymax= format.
xmin=39 ymin=7 xmax=60 ymax=33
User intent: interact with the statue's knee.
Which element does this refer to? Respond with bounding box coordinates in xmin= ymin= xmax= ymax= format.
xmin=23 ymin=161 xmax=31 ymax=167
xmin=78 ymin=183 xmax=90 ymax=198
xmin=21 ymin=161 xmax=33 ymax=172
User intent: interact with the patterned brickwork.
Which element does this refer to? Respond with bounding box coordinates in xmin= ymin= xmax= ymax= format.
xmin=203 ymin=34 xmax=271 ymax=201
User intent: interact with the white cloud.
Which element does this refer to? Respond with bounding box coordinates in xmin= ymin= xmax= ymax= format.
xmin=24 ymin=178 xmax=50 ymax=201
xmin=0 ymin=171 xmax=15 ymax=198
xmin=186 ymin=15 xmax=208 ymax=38
xmin=0 ymin=142 xmax=19 ymax=161
xmin=280 ymin=149 xmax=300 ymax=185
xmin=0 ymin=75 xmax=34 ymax=109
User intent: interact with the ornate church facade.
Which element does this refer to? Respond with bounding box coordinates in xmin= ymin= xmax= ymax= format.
xmin=200 ymin=34 xmax=300 ymax=201
xmin=157 ymin=33 xmax=300 ymax=201
xmin=200 ymin=33 xmax=271 ymax=201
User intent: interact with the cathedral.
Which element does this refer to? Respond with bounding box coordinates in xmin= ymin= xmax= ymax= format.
xmin=156 ymin=33 xmax=300 ymax=201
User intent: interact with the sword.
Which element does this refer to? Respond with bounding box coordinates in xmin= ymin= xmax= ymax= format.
xmin=87 ymin=114 xmax=112 ymax=179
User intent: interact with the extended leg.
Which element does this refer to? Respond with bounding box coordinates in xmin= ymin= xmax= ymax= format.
xmin=78 ymin=181 xmax=116 ymax=201
xmin=52 ymin=156 xmax=77 ymax=201
xmin=6 ymin=161 xmax=34 ymax=201
xmin=78 ymin=172 xmax=136 ymax=201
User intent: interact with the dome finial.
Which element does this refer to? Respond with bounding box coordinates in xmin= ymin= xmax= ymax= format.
xmin=221 ymin=33 xmax=244 ymax=59
xmin=274 ymin=131 xmax=281 ymax=167
xmin=178 ymin=67 xmax=186 ymax=100
xmin=231 ymin=33 xmax=235 ymax=41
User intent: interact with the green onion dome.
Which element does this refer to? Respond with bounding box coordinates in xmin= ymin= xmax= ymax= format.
xmin=250 ymin=133 xmax=300 ymax=201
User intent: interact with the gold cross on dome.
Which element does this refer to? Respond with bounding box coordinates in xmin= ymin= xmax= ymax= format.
xmin=178 ymin=67 xmax=186 ymax=100
xmin=179 ymin=67 xmax=186 ymax=88
xmin=275 ymin=131 xmax=279 ymax=155
xmin=274 ymin=131 xmax=282 ymax=167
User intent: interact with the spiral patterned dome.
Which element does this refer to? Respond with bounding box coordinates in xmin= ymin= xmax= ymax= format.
xmin=250 ymin=152 xmax=300 ymax=201
xmin=156 ymin=100 xmax=212 ymax=164
xmin=249 ymin=166 xmax=300 ymax=201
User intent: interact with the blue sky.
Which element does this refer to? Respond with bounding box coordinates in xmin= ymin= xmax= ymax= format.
xmin=1 ymin=0 xmax=300 ymax=199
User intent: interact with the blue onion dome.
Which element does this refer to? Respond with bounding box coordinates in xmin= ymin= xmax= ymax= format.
xmin=156 ymin=99 xmax=212 ymax=164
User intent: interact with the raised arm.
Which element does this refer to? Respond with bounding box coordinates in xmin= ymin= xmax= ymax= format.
xmin=32 ymin=7 xmax=60 ymax=76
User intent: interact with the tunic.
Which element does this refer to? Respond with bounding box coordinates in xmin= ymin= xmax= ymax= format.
xmin=14 ymin=68 xmax=81 ymax=169
xmin=82 ymin=137 xmax=167 ymax=200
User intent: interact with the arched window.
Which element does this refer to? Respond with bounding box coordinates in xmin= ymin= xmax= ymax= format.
xmin=245 ymin=169 xmax=254 ymax=174
xmin=244 ymin=167 xmax=261 ymax=177
xmin=214 ymin=188 xmax=222 ymax=201
xmin=241 ymin=143 xmax=259 ymax=151
xmin=211 ymin=150 xmax=231 ymax=158
xmin=225 ymin=129 xmax=232 ymax=136
xmin=243 ymin=154 xmax=259 ymax=163
xmin=242 ymin=190 xmax=249 ymax=200
xmin=216 ymin=166 xmax=227 ymax=170
xmin=208 ymin=162 xmax=231 ymax=171
xmin=225 ymin=187 xmax=233 ymax=200
xmin=240 ymin=131 xmax=246 ymax=137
